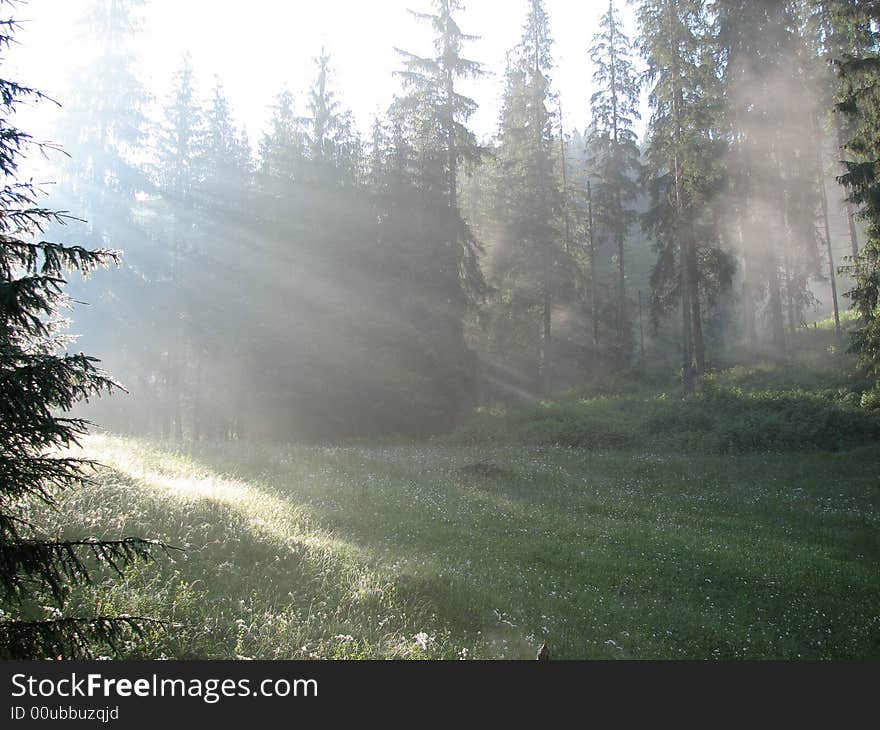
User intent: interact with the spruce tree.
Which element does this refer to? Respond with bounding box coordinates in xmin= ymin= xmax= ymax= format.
xmin=392 ymin=0 xmax=487 ymax=414
xmin=489 ymin=0 xmax=564 ymax=394
xmin=0 ymin=7 xmax=166 ymax=659
xmin=716 ymin=0 xmax=824 ymax=355
xmin=638 ymin=0 xmax=730 ymax=390
xmin=836 ymin=1 xmax=880 ymax=375
xmin=259 ymin=89 xmax=306 ymax=185
xmin=189 ymin=82 xmax=253 ymax=439
xmin=586 ymin=0 xmax=642 ymax=365
xmin=396 ymin=0 xmax=487 ymax=302
xmin=154 ymin=55 xmax=202 ymax=440
xmin=305 ymin=49 xmax=362 ymax=183
xmin=818 ymin=0 xmax=875 ymax=259
xmin=54 ymin=0 xmax=150 ymax=256
xmin=48 ymin=0 xmax=152 ymax=435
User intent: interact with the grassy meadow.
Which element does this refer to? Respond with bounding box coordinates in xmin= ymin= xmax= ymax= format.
xmin=33 ymin=324 xmax=880 ymax=659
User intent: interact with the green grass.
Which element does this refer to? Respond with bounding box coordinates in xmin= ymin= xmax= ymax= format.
xmin=19 ymin=331 xmax=880 ymax=659
xmin=29 ymin=432 xmax=879 ymax=659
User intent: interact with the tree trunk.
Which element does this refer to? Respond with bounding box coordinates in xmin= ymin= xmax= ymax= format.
xmin=688 ymin=239 xmax=705 ymax=373
xmin=588 ymin=180 xmax=599 ymax=364
xmin=534 ymin=12 xmax=551 ymax=394
xmin=741 ymin=233 xmax=757 ymax=345
xmin=559 ymin=101 xmax=571 ymax=254
xmin=767 ymin=262 xmax=787 ymax=355
xmin=666 ymin=0 xmax=693 ymax=394
xmin=617 ymin=227 xmax=626 ymax=362
xmin=816 ymin=130 xmax=841 ymax=339
xmin=638 ymin=289 xmax=645 ymax=359
xmin=542 ymin=242 xmax=552 ymax=394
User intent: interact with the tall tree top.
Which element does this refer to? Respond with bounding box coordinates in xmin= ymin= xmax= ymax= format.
xmin=395 ymin=0 xmax=485 ymax=119
xmin=589 ymin=0 xmax=641 ymax=147
xmin=259 ymin=90 xmax=306 ymax=180
xmin=516 ymin=0 xmax=554 ymax=77
xmin=408 ymin=0 xmax=482 ymax=74
xmin=81 ymin=0 xmax=147 ymax=49
xmin=155 ymin=54 xmax=201 ymax=197
xmin=308 ymin=49 xmax=342 ymax=160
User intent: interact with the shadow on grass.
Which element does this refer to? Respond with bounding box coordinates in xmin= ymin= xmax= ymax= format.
xmin=48 ymin=435 xmax=880 ymax=659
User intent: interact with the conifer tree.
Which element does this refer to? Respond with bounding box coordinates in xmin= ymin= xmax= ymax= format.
xmin=306 ymin=49 xmax=362 ymax=183
xmin=48 ymin=0 xmax=152 ymax=435
xmin=55 ymin=0 xmax=150 ymax=253
xmin=189 ymin=82 xmax=253 ymax=439
xmin=391 ymin=0 xmax=487 ymax=412
xmin=0 ymin=7 xmax=166 ymax=659
xmin=638 ymin=0 xmax=730 ymax=390
xmin=489 ymin=0 xmax=563 ymax=393
xmin=259 ymin=90 xmax=306 ymax=185
xmin=154 ymin=55 xmax=202 ymax=440
xmin=818 ymin=0 xmax=875 ymax=259
xmin=396 ymin=0 xmax=487 ymax=302
xmin=587 ymin=0 xmax=642 ymax=365
xmin=716 ymin=1 xmax=824 ymax=355
xmin=836 ymin=1 xmax=880 ymax=375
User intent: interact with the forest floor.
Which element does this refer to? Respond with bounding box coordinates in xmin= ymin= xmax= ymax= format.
xmin=45 ymin=321 xmax=880 ymax=659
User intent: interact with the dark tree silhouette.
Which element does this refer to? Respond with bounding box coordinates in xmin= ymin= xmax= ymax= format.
xmin=0 ymin=5 xmax=169 ymax=659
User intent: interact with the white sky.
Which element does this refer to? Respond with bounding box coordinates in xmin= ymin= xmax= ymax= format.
xmin=7 ymin=0 xmax=645 ymax=153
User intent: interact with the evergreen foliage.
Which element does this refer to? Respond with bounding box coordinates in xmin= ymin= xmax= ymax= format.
xmin=586 ymin=0 xmax=642 ymax=365
xmin=483 ymin=0 xmax=570 ymax=394
xmin=835 ymin=1 xmax=880 ymax=376
xmin=0 ymin=5 xmax=167 ymax=659
xmin=638 ymin=0 xmax=732 ymax=391
xmin=19 ymin=0 xmax=875 ymax=446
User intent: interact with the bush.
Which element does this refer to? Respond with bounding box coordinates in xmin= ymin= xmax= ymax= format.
xmin=451 ymin=378 xmax=880 ymax=455
xmin=707 ymin=388 xmax=880 ymax=453
xmin=517 ymin=400 xmax=641 ymax=449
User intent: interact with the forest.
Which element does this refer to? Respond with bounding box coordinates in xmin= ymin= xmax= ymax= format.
xmin=1 ymin=0 xmax=879 ymax=661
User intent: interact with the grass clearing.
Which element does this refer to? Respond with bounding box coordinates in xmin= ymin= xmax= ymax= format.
xmin=32 ymin=433 xmax=879 ymax=659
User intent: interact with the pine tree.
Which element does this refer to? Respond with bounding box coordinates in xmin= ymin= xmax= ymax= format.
xmin=716 ymin=0 xmax=825 ymax=355
xmin=391 ymin=0 xmax=487 ymax=413
xmin=0 ymin=8 xmax=167 ymax=659
xmin=55 ymin=0 xmax=150 ymax=252
xmin=488 ymin=0 xmax=564 ymax=394
xmin=396 ymin=0 xmax=487 ymax=301
xmin=47 ymin=0 xmax=152 ymax=435
xmin=154 ymin=55 xmax=202 ymax=440
xmin=587 ymin=0 xmax=642 ymax=365
xmin=638 ymin=0 xmax=730 ymax=391
xmin=836 ymin=1 xmax=880 ymax=376
xmin=189 ymin=82 xmax=253 ymax=440
xmin=818 ymin=0 xmax=875 ymax=259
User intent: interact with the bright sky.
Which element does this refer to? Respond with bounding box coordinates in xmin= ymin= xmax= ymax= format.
xmin=7 ymin=0 xmax=645 ymax=152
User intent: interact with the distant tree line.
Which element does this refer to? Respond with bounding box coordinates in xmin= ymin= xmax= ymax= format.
xmin=50 ymin=0 xmax=879 ymax=439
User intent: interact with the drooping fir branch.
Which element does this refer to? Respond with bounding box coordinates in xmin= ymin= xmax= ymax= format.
xmin=0 ymin=615 xmax=171 ymax=660
xmin=0 ymin=537 xmax=181 ymax=604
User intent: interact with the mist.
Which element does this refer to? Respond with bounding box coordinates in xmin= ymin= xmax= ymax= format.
xmin=9 ymin=0 xmax=860 ymax=440
xmin=3 ymin=0 xmax=878 ymax=664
